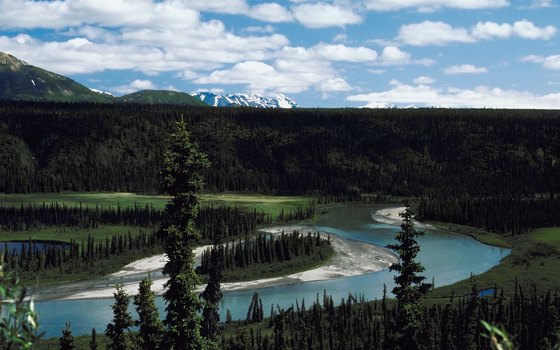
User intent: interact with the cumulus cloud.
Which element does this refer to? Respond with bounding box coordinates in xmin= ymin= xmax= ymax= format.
xmin=363 ymin=0 xmax=509 ymax=12
xmin=243 ymin=25 xmax=275 ymax=33
xmin=194 ymin=60 xmax=336 ymax=94
xmin=292 ymin=3 xmax=362 ymax=28
xmin=113 ymin=79 xmax=157 ymax=94
xmin=248 ymin=3 xmax=294 ymax=23
xmin=413 ymin=76 xmax=435 ymax=84
xmin=379 ymin=46 xmax=411 ymax=64
xmin=398 ymin=21 xmax=475 ymax=46
xmin=318 ymin=78 xmax=352 ymax=92
xmin=311 ymin=43 xmax=378 ymax=62
xmin=513 ymin=20 xmax=556 ymax=39
xmin=522 ymin=54 xmax=560 ymax=70
xmin=530 ymin=0 xmax=554 ymax=8
xmin=399 ymin=20 xmax=556 ymax=46
xmin=277 ymin=43 xmax=378 ymax=63
xmin=0 ymin=0 xmax=201 ymax=30
xmin=443 ymin=64 xmax=488 ymax=75
xmin=347 ymin=81 xmax=560 ymax=109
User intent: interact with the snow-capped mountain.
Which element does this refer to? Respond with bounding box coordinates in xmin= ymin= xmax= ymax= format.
xmin=360 ymin=101 xmax=397 ymax=109
xmin=190 ymin=92 xmax=297 ymax=109
xmin=90 ymin=88 xmax=115 ymax=97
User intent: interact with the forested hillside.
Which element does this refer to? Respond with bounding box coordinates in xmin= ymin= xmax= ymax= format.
xmin=2 ymin=102 xmax=559 ymax=200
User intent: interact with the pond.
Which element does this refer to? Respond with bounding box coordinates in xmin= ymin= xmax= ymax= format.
xmin=1 ymin=240 xmax=70 ymax=253
xmin=34 ymin=205 xmax=510 ymax=337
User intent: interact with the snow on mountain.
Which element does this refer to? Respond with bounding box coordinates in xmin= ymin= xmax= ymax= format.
xmin=361 ymin=101 xmax=396 ymax=109
xmin=90 ymin=88 xmax=115 ymax=97
xmin=190 ymin=92 xmax=297 ymax=108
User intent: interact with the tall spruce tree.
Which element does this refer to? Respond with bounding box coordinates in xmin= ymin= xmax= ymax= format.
xmin=59 ymin=324 xmax=75 ymax=350
xmin=105 ymin=284 xmax=135 ymax=350
xmin=89 ymin=328 xmax=98 ymax=350
xmin=386 ymin=204 xmax=432 ymax=349
xmin=201 ymin=227 xmax=224 ymax=348
xmin=134 ymin=277 xmax=164 ymax=350
xmin=160 ymin=118 xmax=210 ymax=350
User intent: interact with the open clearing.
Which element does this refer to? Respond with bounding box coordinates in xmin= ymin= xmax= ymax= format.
xmin=0 ymin=192 xmax=313 ymax=218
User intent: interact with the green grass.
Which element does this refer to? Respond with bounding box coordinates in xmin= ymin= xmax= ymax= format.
xmin=531 ymin=227 xmax=560 ymax=248
xmin=0 ymin=192 xmax=170 ymax=210
xmin=426 ymin=221 xmax=511 ymax=248
xmin=0 ymin=225 xmax=153 ymax=244
xmin=0 ymin=192 xmax=314 ymax=219
xmin=429 ymin=226 xmax=560 ymax=299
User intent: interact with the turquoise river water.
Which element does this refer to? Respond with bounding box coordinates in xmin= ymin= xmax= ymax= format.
xmin=35 ymin=204 xmax=510 ymax=337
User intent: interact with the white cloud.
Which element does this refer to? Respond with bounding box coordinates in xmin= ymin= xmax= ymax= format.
xmin=113 ymin=79 xmax=157 ymax=94
xmin=278 ymin=43 xmax=378 ymax=63
xmin=522 ymin=54 xmax=560 ymax=70
xmin=397 ymin=21 xmax=475 ymax=46
xmin=443 ymin=64 xmax=488 ymax=75
xmin=311 ymin=43 xmax=378 ymax=62
xmin=379 ymin=46 xmax=411 ymax=64
xmin=413 ymin=76 xmax=435 ymax=84
xmin=347 ymin=81 xmax=560 ymax=109
xmin=530 ymin=0 xmax=554 ymax=8
xmin=364 ymin=0 xmax=509 ymax=12
xmin=333 ymin=33 xmax=348 ymax=43
xmin=182 ymin=0 xmax=249 ymax=14
xmin=292 ymin=3 xmax=362 ymax=28
xmin=513 ymin=20 xmax=556 ymax=39
xmin=399 ymin=20 xmax=556 ymax=46
xmin=471 ymin=21 xmax=513 ymax=39
xmin=194 ymin=60 xmax=331 ymax=94
xmin=243 ymin=25 xmax=275 ymax=33
xmin=318 ymin=78 xmax=352 ymax=92
xmin=248 ymin=3 xmax=294 ymax=23
xmin=0 ymin=0 xmax=201 ymax=30
xmin=193 ymin=51 xmax=356 ymax=95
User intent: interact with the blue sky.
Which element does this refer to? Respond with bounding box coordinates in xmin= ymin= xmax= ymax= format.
xmin=1 ymin=0 xmax=559 ymax=108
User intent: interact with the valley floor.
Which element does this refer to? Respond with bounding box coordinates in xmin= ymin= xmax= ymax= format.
xmin=30 ymin=225 xmax=397 ymax=301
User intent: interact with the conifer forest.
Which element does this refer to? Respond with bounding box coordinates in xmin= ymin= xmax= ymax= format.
xmin=1 ymin=101 xmax=560 ymax=349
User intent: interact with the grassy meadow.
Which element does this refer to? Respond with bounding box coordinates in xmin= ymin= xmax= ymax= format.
xmin=429 ymin=226 xmax=560 ymax=299
xmin=0 ymin=192 xmax=314 ymax=219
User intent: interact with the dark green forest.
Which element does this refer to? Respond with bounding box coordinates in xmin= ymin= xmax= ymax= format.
xmin=2 ymin=102 xmax=559 ymax=197
xmin=2 ymin=102 xmax=560 ymax=349
xmin=2 ymin=101 xmax=560 ymax=235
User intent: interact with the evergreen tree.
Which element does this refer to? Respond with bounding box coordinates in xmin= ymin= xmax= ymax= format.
xmin=461 ymin=285 xmax=480 ymax=350
xmin=386 ymin=204 xmax=432 ymax=349
xmin=134 ymin=277 xmax=164 ymax=350
xmin=105 ymin=284 xmax=136 ymax=350
xmin=59 ymin=324 xmax=75 ymax=350
xmin=201 ymin=230 xmax=224 ymax=348
xmin=89 ymin=328 xmax=98 ymax=350
xmin=160 ymin=119 xmax=210 ymax=350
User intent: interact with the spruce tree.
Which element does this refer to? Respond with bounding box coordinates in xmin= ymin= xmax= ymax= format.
xmin=105 ymin=284 xmax=135 ymax=350
xmin=89 ymin=328 xmax=98 ymax=350
xmin=160 ymin=119 xmax=210 ymax=349
xmin=386 ymin=204 xmax=431 ymax=349
xmin=134 ymin=277 xmax=164 ymax=349
xmin=201 ymin=230 xmax=224 ymax=348
xmin=59 ymin=323 xmax=75 ymax=350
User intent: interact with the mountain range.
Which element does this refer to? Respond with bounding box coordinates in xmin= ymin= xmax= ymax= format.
xmin=190 ymin=92 xmax=297 ymax=108
xmin=0 ymin=51 xmax=297 ymax=108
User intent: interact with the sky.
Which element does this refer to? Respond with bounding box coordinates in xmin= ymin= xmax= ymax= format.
xmin=1 ymin=0 xmax=559 ymax=108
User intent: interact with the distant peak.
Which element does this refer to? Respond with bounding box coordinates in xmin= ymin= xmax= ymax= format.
xmin=191 ymin=91 xmax=297 ymax=109
xmin=0 ymin=52 xmax=29 ymax=70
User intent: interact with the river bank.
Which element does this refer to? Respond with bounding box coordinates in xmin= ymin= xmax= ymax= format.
xmin=31 ymin=225 xmax=397 ymax=301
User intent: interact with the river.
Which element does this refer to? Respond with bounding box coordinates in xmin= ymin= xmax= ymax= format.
xmin=34 ymin=204 xmax=510 ymax=338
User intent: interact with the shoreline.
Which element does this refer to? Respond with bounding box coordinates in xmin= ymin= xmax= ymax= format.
xmin=31 ymin=224 xmax=397 ymax=301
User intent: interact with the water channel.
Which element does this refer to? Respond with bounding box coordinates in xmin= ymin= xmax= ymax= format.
xmin=34 ymin=204 xmax=510 ymax=337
